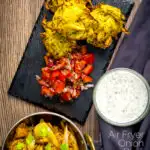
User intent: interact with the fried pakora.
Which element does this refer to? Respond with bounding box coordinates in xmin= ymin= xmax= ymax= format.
xmin=41 ymin=17 xmax=77 ymax=59
xmin=87 ymin=3 xmax=127 ymax=48
xmin=42 ymin=0 xmax=128 ymax=57
xmin=51 ymin=1 xmax=90 ymax=40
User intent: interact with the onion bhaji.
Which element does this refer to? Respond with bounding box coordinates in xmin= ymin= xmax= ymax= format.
xmin=41 ymin=1 xmax=128 ymax=58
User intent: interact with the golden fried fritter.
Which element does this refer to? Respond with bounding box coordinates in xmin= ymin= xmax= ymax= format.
xmin=48 ymin=2 xmax=127 ymax=49
xmin=87 ymin=3 xmax=127 ymax=48
xmin=51 ymin=1 xmax=91 ymax=40
xmin=42 ymin=1 xmax=128 ymax=55
xmin=41 ymin=17 xmax=77 ymax=59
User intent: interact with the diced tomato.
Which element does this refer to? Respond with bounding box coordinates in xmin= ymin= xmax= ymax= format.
xmin=72 ymin=89 xmax=81 ymax=98
xmin=51 ymin=70 xmax=60 ymax=79
xmin=41 ymin=86 xmax=54 ymax=97
xmin=41 ymin=72 xmax=51 ymax=81
xmin=61 ymin=69 xmax=72 ymax=78
xmin=50 ymin=71 xmax=60 ymax=85
xmin=81 ymin=45 xmax=87 ymax=54
xmin=71 ymin=53 xmax=82 ymax=60
xmin=72 ymin=72 xmax=81 ymax=80
xmin=38 ymin=50 xmax=95 ymax=101
xmin=52 ymin=59 xmax=66 ymax=70
xmin=76 ymin=89 xmax=81 ymax=97
xmin=38 ymin=80 xmax=49 ymax=87
xmin=44 ymin=56 xmax=53 ymax=66
xmin=83 ymin=54 xmax=94 ymax=64
xmin=70 ymin=59 xmax=75 ymax=70
xmin=49 ymin=79 xmax=55 ymax=86
xmin=75 ymin=60 xmax=86 ymax=72
xmin=59 ymin=57 xmax=68 ymax=62
xmin=52 ymin=80 xmax=65 ymax=94
xmin=67 ymin=75 xmax=75 ymax=83
xmin=59 ymin=72 xmax=66 ymax=82
xmin=47 ymin=60 xmax=54 ymax=68
xmin=67 ymin=72 xmax=78 ymax=83
xmin=61 ymin=92 xmax=72 ymax=101
xmin=82 ymin=74 xmax=93 ymax=83
xmin=41 ymin=67 xmax=50 ymax=73
xmin=82 ymin=64 xmax=93 ymax=75
xmin=75 ymin=73 xmax=81 ymax=80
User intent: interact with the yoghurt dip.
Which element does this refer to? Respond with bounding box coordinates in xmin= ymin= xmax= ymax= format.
xmin=93 ymin=68 xmax=150 ymax=126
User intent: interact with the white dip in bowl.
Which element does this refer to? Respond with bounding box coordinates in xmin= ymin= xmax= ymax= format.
xmin=93 ymin=68 xmax=150 ymax=126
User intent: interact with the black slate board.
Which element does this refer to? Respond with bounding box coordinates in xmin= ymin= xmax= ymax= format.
xmin=8 ymin=0 xmax=134 ymax=124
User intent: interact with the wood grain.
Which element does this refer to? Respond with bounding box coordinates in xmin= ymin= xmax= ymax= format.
xmin=0 ymin=0 xmax=140 ymax=146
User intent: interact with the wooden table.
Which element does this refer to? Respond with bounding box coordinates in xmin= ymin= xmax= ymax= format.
xmin=0 ymin=0 xmax=140 ymax=146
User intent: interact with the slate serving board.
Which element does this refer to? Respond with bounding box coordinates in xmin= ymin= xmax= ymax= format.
xmin=8 ymin=0 xmax=134 ymax=124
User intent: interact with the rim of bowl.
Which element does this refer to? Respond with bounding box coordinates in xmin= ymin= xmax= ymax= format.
xmin=93 ymin=68 xmax=150 ymax=127
xmin=2 ymin=112 xmax=88 ymax=150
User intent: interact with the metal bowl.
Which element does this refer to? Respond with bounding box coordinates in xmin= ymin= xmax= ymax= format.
xmin=93 ymin=68 xmax=150 ymax=127
xmin=2 ymin=112 xmax=88 ymax=150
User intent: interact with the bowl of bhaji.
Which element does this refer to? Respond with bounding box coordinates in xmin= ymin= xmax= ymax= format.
xmin=2 ymin=112 xmax=96 ymax=150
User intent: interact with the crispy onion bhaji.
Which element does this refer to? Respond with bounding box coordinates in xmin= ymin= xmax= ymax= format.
xmin=51 ymin=1 xmax=91 ymax=40
xmin=42 ymin=1 xmax=128 ymax=56
xmin=41 ymin=17 xmax=77 ymax=59
xmin=87 ymin=3 xmax=128 ymax=49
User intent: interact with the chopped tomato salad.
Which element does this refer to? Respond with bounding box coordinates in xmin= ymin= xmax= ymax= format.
xmin=36 ymin=46 xmax=94 ymax=102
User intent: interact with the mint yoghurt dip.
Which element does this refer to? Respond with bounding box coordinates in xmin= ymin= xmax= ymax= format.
xmin=94 ymin=68 xmax=149 ymax=126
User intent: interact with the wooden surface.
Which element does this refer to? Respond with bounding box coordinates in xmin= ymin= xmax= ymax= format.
xmin=0 ymin=0 xmax=140 ymax=145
